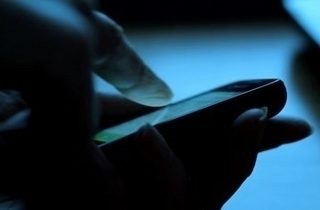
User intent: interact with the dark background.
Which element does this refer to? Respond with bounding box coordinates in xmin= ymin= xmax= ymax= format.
xmin=97 ymin=0 xmax=287 ymax=25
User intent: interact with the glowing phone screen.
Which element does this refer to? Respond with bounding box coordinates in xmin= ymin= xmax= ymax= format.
xmin=94 ymin=91 xmax=239 ymax=144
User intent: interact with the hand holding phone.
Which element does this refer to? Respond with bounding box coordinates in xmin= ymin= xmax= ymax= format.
xmin=93 ymin=78 xmax=310 ymax=209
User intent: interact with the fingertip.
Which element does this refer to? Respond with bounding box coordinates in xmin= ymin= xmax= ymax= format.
xmin=257 ymin=116 xmax=313 ymax=151
xmin=119 ymin=72 xmax=174 ymax=107
xmin=294 ymin=118 xmax=313 ymax=139
xmin=271 ymin=117 xmax=313 ymax=141
xmin=91 ymin=12 xmax=173 ymax=107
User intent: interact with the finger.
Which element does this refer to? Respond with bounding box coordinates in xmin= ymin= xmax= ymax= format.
xmin=91 ymin=11 xmax=173 ymax=107
xmin=0 ymin=90 xmax=27 ymax=121
xmin=215 ymin=108 xmax=268 ymax=208
xmin=73 ymin=142 xmax=126 ymax=210
xmin=199 ymin=108 xmax=268 ymax=210
xmin=231 ymin=107 xmax=268 ymax=177
xmin=102 ymin=124 xmax=187 ymax=210
xmin=232 ymin=107 xmax=268 ymax=157
xmin=259 ymin=116 xmax=313 ymax=151
xmin=134 ymin=124 xmax=188 ymax=210
xmin=0 ymin=109 xmax=29 ymax=132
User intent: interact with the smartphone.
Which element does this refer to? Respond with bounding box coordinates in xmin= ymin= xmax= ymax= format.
xmin=94 ymin=78 xmax=287 ymax=153
xmin=283 ymin=0 xmax=320 ymax=47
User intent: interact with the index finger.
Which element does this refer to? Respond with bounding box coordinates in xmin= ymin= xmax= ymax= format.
xmin=91 ymin=11 xmax=173 ymax=107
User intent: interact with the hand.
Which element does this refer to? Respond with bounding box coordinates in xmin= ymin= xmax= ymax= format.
xmin=81 ymin=10 xmax=312 ymax=209
xmin=155 ymin=108 xmax=312 ymax=209
xmin=96 ymin=107 xmax=312 ymax=210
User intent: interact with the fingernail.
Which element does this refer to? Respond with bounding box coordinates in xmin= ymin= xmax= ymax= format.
xmin=255 ymin=107 xmax=269 ymax=148
xmin=114 ymin=42 xmax=173 ymax=107
xmin=117 ymin=73 xmax=173 ymax=107
xmin=259 ymin=106 xmax=269 ymax=121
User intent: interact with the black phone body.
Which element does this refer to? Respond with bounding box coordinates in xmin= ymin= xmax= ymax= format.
xmin=95 ymin=79 xmax=287 ymax=154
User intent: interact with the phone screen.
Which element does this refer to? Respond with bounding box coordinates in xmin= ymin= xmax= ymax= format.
xmin=94 ymin=90 xmax=240 ymax=144
xmin=94 ymin=79 xmax=276 ymax=145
